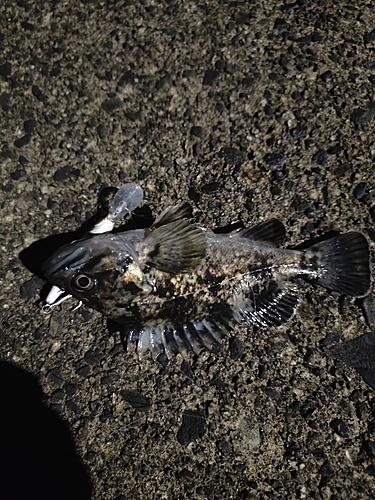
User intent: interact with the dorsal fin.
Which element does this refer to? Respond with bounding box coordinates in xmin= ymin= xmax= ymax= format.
xmin=151 ymin=202 xmax=193 ymax=229
xmin=234 ymin=219 xmax=286 ymax=246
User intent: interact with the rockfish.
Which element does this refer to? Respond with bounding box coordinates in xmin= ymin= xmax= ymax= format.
xmin=43 ymin=186 xmax=372 ymax=360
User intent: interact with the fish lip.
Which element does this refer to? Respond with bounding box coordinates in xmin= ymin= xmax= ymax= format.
xmin=42 ymin=244 xmax=90 ymax=277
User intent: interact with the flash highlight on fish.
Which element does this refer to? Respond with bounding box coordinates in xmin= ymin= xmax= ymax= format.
xmin=42 ymin=183 xmax=372 ymax=361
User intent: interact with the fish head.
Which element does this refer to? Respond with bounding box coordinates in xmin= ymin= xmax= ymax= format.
xmin=42 ymin=233 xmax=149 ymax=315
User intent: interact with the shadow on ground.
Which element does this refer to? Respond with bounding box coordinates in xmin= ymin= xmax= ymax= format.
xmin=0 ymin=361 xmax=92 ymax=500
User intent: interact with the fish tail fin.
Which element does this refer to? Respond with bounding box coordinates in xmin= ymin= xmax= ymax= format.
xmin=306 ymin=232 xmax=372 ymax=298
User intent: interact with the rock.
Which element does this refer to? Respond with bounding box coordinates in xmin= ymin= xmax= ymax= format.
xmin=350 ymin=108 xmax=373 ymax=127
xmin=290 ymin=125 xmax=306 ymax=139
xmin=202 ymin=181 xmax=221 ymax=194
xmin=53 ymin=166 xmax=81 ymax=182
xmin=177 ymin=410 xmax=205 ymax=445
xmin=203 ymin=68 xmax=220 ymax=86
xmin=237 ymin=416 xmax=261 ymax=447
xmin=261 ymin=386 xmax=281 ymax=401
xmin=330 ymin=418 xmax=350 ymax=438
xmin=84 ymin=349 xmax=105 ymax=366
xmin=101 ymin=97 xmax=124 ymax=113
xmin=20 ymin=275 xmax=45 ymax=300
xmin=0 ymin=62 xmax=12 ymax=78
xmin=312 ymin=148 xmax=327 ymax=166
xmin=120 ymin=389 xmax=152 ymax=412
xmin=217 ymin=440 xmax=232 ymax=456
xmin=264 ymin=153 xmax=285 ymax=166
xmin=14 ymin=134 xmax=31 ymax=148
xmin=97 ymin=124 xmax=106 ymax=139
xmin=229 ymin=337 xmax=244 ymax=360
xmin=24 ymin=119 xmax=35 ymax=134
xmin=191 ymin=126 xmax=203 ymax=138
xmin=327 ymin=333 xmax=375 ymax=390
xmin=220 ymin=147 xmax=244 ymax=166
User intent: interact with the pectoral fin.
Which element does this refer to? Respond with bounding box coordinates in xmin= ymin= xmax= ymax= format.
xmin=138 ymin=219 xmax=206 ymax=273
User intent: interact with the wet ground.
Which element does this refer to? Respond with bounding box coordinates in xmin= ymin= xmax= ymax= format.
xmin=1 ymin=0 xmax=375 ymax=498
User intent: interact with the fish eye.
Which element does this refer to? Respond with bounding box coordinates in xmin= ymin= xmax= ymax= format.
xmin=72 ymin=274 xmax=95 ymax=292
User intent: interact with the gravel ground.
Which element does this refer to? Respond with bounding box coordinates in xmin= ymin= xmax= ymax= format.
xmin=1 ymin=1 xmax=375 ymax=498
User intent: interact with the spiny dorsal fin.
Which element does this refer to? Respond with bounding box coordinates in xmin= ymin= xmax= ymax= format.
xmin=151 ymin=202 xmax=194 ymax=229
xmin=234 ymin=219 xmax=286 ymax=246
xmin=138 ymin=219 xmax=206 ymax=274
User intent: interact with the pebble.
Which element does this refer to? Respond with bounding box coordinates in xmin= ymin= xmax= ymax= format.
xmin=330 ymin=418 xmax=350 ymax=438
xmin=76 ymin=365 xmax=90 ymax=377
xmin=11 ymin=169 xmax=26 ymax=180
xmin=24 ymin=119 xmax=35 ymax=134
xmin=312 ymin=148 xmax=328 ymax=166
xmin=19 ymin=155 xmax=29 ymax=166
xmin=292 ymin=196 xmax=310 ymax=213
xmin=363 ymin=294 xmax=375 ymax=331
xmin=364 ymin=28 xmax=375 ymax=44
xmin=53 ymin=165 xmax=81 ymax=182
xmin=263 ymin=152 xmax=285 ymax=166
xmin=177 ymin=410 xmax=205 ymax=445
xmin=203 ymin=68 xmax=220 ymax=86
xmin=101 ymin=97 xmax=124 ymax=113
xmin=327 ymin=144 xmax=342 ymax=155
xmin=220 ymin=147 xmax=244 ymax=166
xmin=349 ymin=390 xmax=363 ymax=403
xmin=237 ymin=416 xmax=261 ymax=447
xmin=97 ymin=124 xmax=106 ymax=139
xmin=0 ymin=62 xmax=12 ymax=78
xmin=46 ymin=367 xmax=64 ymax=387
xmin=31 ymin=85 xmax=47 ymax=102
xmin=180 ymin=360 xmax=195 ymax=380
xmin=353 ymin=182 xmax=370 ymax=203
xmin=51 ymin=388 xmax=65 ymax=402
xmin=66 ymin=400 xmax=82 ymax=415
xmin=84 ymin=349 xmax=105 ymax=366
xmin=350 ymin=107 xmax=373 ymax=127
xmin=191 ymin=126 xmax=203 ymax=138
xmin=274 ymin=18 xmax=288 ymax=30
xmin=261 ymin=386 xmax=281 ymax=401
xmin=319 ymin=460 xmax=333 ymax=486
xmin=241 ymin=76 xmax=254 ymax=87
xmin=155 ymin=74 xmax=171 ymax=90
xmin=320 ymin=70 xmax=334 ymax=82
xmin=229 ymin=337 xmax=244 ymax=360
xmin=14 ymin=134 xmax=31 ymax=148
xmin=327 ymin=333 xmax=375 ymax=390
xmin=101 ymin=371 xmax=120 ymax=385
xmin=217 ymin=440 xmax=232 ymax=456
xmin=120 ymin=389 xmax=152 ymax=412
xmin=202 ymin=181 xmax=221 ymax=194
xmin=20 ymin=275 xmax=45 ymax=300
xmin=0 ymin=92 xmax=10 ymax=109
xmin=290 ymin=125 xmax=306 ymax=139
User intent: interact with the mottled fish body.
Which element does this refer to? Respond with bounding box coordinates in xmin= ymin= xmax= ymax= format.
xmin=43 ymin=193 xmax=372 ymax=360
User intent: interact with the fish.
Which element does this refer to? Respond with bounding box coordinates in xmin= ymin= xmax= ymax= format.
xmin=42 ymin=185 xmax=372 ymax=360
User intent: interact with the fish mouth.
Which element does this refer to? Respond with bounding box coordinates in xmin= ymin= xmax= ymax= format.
xmin=42 ymin=244 xmax=90 ymax=278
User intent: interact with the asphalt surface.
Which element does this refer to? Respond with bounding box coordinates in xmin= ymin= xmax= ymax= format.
xmin=1 ymin=1 xmax=375 ymax=498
